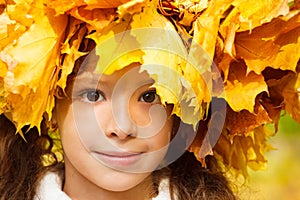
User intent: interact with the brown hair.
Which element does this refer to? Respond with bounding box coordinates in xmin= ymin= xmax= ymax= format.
xmin=158 ymin=152 xmax=237 ymax=200
xmin=0 ymin=114 xmax=60 ymax=200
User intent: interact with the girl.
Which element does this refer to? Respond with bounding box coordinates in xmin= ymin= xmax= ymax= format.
xmin=0 ymin=13 xmax=237 ymax=198
xmin=6 ymin=0 xmax=299 ymax=199
xmin=1 ymin=0 xmax=299 ymax=199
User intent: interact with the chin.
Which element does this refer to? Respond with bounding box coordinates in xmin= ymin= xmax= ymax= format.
xmin=98 ymin=171 xmax=151 ymax=192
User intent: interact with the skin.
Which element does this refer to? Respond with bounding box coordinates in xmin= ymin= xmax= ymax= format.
xmin=55 ymin=61 xmax=174 ymax=200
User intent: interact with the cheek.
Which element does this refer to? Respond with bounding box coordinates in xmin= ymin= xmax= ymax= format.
xmin=146 ymin=116 xmax=173 ymax=150
xmin=129 ymin=96 xmax=171 ymax=126
xmin=55 ymin=101 xmax=79 ymax=149
xmin=130 ymin=104 xmax=151 ymax=126
xmin=55 ymin=99 xmax=72 ymax=135
xmin=130 ymin=103 xmax=171 ymax=137
xmin=55 ymin=100 xmax=93 ymax=158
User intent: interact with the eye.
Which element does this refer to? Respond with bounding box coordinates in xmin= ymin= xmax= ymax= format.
xmin=140 ymin=90 xmax=160 ymax=104
xmin=80 ymin=90 xmax=105 ymax=103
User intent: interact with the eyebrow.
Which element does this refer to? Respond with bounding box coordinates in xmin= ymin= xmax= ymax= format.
xmin=75 ymin=71 xmax=102 ymax=83
xmin=72 ymin=72 xmax=108 ymax=90
xmin=136 ymin=79 xmax=155 ymax=86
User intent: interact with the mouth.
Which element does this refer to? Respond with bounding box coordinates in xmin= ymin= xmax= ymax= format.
xmin=91 ymin=151 xmax=143 ymax=167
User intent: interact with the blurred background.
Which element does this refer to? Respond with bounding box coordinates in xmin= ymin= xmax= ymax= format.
xmin=241 ymin=113 xmax=300 ymax=200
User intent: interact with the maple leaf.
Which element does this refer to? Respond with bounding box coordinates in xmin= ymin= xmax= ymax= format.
xmin=57 ymin=18 xmax=88 ymax=91
xmin=0 ymin=0 xmax=67 ymax=133
xmin=193 ymin=0 xmax=233 ymax=60
xmin=224 ymin=61 xmax=268 ymax=113
xmin=0 ymin=12 xmax=16 ymax=50
xmin=69 ymin=7 xmax=116 ymax=32
xmin=189 ymin=106 xmax=227 ymax=161
xmin=235 ymin=13 xmax=300 ymax=74
xmin=43 ymin=0 xmax=85 ymax=15
xmin=90 ymin=14 xmax=144 ymax=75
xmin=213 ymin=132 xmax=251 ymax=177
xmin=225 ymin=103 xmax=272 ymax=136
xmin=214 ymin=125 xmax=274 ymax=177
xmin=227 ymin=0 xmax=289 ymax=32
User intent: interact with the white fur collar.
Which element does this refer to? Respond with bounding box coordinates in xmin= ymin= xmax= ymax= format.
xmin=35 ymin=173 xmax=173 ymax=200
xmin=34 ymin=173 xmax=70 ymax=200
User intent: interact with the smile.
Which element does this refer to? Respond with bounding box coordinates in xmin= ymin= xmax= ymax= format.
xmin=91 ymin=151 xmax=143 ymax=167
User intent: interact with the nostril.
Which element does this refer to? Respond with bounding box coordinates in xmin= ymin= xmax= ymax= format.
xmin=110 ymin=132 xmax=118 ymax=137
xmin=108 ymin=131 xmax=133 ymax=140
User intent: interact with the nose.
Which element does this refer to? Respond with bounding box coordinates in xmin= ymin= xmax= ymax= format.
xmin=104 ymin=103 xmax=137 ymax=140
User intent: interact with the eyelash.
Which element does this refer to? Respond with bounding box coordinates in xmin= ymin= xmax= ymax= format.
xmin=79 ymin=90 xmax=105 ymax=103
xmin=139 ymin=90 xmax=160 ymax=104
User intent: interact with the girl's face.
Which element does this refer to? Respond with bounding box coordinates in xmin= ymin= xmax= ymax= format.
xmin=55 ymin=55 xmax=174 ymax=195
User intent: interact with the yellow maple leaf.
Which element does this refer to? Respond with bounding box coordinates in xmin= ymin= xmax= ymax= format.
xmin=0 ymin=12 xmax=15 ymax=50
xmin=235 ymin=13 xmax=300 ymax=74
xmin=246 ymin=126 xmax=274 ymax=171
xmin=43 ymin=0 xmax=85 ymax=15
xmin=57 ymin=18 xmax=88 ymax=91
xmin=213 ymin=132 xmax=249 ymax=177
xmin=0 ymin=0 xmax=67 ymax=132
xmin=213 ymin=125 xmax=273 ymax=177
xmin=219 ymin=0 xmax=290 ymax=59
xmin=69 ymin=7 xmax=116 ymax=32
xmin=90 ymin=14 xmax=144 ymax=75
xmin=193 ymin=0 xmax=233 ymax=59
xmin=225 ymin=62 xmax=268 ymax=113
xmin=231 ymin=0 xmax=289 ymax=32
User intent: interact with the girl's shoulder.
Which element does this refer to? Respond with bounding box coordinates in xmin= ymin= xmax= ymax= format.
xmin=35 ymin=172 xmax=71 ymax=200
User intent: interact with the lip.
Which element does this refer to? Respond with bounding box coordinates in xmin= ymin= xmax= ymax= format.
xmin=91 ymin=151 xmax=143 ymax=167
